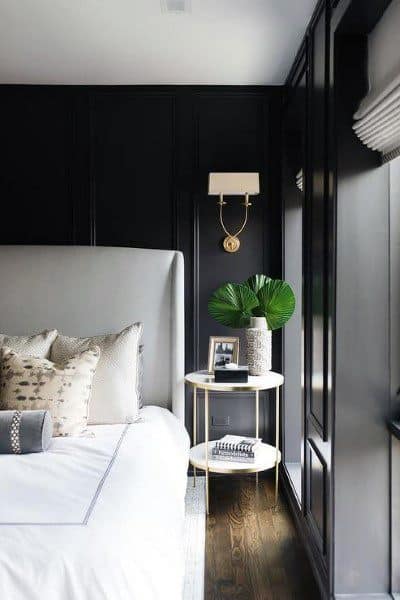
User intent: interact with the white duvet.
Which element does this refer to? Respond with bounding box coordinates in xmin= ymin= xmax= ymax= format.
xmin=0 ymin=406 xmax=190 ymax=600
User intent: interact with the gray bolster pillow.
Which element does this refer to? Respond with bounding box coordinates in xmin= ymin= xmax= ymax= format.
xmin=0 ymin=410 xmax=53 ymax=454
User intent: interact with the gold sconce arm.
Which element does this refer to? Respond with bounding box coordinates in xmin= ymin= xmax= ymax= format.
xmin=208 ymin=173 xmax=260 ymax=253
xmin=218 ymin=192 xmax=252 ymax=253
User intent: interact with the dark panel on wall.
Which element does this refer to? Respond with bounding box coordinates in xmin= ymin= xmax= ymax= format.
xmin=307 ymin=440 xmax=327 ymax=553
xmin=282 ymin=61 xmax=306 ymax=468
xmin=0 ymin=84 xmax=282 ymax=444
xmin=90 ymin=92 xmax=175 ymax=249
xmin=392 ymin=436 xmax=400 ymax=594
xmin=334 ymin=33 xmax=390 ymax=597
xmin=0 ymin=88 xmax=77 ymax=244
xmin=390 ymin=157 xmax=400 ymax=595
xmin=332 ymin=0 xmax=393 ymax=34
xmin=194 ymin=93 xmax=273 ymax=442
xmin=309 ymin=8 xmax=327 ymax=434
xmin=304 ymin=1 xmax=332 ymax=589
xmin=282 ymin=2 xmax=333 ymax=597
xmin=196 ymin=94 xmax=267 ymax=370
xmin=282 ymin=0 xmax=396 ymax=598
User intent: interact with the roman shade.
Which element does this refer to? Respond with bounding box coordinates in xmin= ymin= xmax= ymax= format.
xmin=353 ymin=0 xmax=400 ymax=163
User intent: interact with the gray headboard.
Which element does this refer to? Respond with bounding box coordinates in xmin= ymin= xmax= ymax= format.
xmin=0 ymin=246 xmax=185 ymax=423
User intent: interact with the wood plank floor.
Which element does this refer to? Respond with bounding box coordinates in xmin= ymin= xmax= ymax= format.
xmin=205 ymin=474 xmax=321 ymax=600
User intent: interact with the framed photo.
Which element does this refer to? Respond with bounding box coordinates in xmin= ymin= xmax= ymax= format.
xmin=208 ymin=336 xmax=240 ymax=373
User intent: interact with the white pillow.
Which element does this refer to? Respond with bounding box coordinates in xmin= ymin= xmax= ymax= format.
xmin=0 ymin=329 xmax=57 ymax=358
xmin=51 ymin=324 xmax=143 ymax=424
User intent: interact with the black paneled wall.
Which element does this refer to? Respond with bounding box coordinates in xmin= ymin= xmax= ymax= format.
xmin=281 ymin=0 xmax=394 ymax=598
xmin=0 ymin=85 xmax=283 ymax=440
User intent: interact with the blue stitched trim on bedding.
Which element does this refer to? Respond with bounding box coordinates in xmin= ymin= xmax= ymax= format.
xmin=0 ymin=424 xmax=130 ymax=527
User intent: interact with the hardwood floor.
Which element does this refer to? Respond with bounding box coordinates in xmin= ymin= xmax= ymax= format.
xmin=205 ymin=474 xmax=321 ymax=600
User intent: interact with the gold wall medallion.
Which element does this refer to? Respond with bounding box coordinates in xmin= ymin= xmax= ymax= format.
xmin=223 ymin=235 xmax=240 ymax=253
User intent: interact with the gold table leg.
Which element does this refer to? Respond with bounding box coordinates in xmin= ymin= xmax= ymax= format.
xmin=255 ymin=389 xmax=259 ymax=486
xmin=205 ymin=388 xmax=209 ymax=515
xmin=193 ymin=386 xmax=197 ymax=488
xmin=275 ymin=386 xmax=280 ymax=507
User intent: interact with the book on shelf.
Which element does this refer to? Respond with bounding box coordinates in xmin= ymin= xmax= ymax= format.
xmin=211 ymin=435 xmax=262 ymax=463
xmin=214 ymin=435 xmax=261 ymax=453
xmin=211 ymin=452 xmax=255 ymax=464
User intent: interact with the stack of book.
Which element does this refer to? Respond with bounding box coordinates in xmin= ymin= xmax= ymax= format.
xmin=211 ymin=435 xmax=261 ymax=463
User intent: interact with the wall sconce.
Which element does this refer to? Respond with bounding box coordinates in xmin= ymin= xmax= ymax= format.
xmin=208 ymin=172 xmax=260 ymax=253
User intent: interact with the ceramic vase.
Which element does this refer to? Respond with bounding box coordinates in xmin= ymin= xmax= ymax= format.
xmin=245 ymin=316 xmax=272 ymax=375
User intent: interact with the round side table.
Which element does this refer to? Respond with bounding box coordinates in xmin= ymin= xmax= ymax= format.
xmin=184 ymin=370 xmax=284 ymax=514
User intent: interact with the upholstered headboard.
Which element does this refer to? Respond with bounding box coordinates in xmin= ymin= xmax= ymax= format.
xmin=0 ymin=246 xmax=185 ymax=423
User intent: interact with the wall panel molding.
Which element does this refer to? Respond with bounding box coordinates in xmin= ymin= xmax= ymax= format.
xmin=281 ymin=465 xmax=329 ymax=599
xmin=283 ymin=0 xmax=395 ymax=597
xmin=0 ymin=84 xmax=282 ymax=443
xmin=306 ymin=438 xmax=328 ymax=555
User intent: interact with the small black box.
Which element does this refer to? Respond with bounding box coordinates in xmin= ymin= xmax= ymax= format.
xmin=214 ymin=366 xmax=249 ymax=383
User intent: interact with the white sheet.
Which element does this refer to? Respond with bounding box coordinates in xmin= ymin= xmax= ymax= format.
xmin=0 ymin=406 xmax=190 ymax=600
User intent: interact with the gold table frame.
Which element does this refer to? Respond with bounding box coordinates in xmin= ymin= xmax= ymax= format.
xmin=185 ymin=371 xmax=284 ymax=515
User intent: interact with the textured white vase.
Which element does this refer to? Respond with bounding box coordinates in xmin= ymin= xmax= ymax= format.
xmin=246 ymin=316 xmax=272 ymax=375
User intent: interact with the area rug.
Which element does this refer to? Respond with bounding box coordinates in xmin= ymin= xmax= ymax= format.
xmin=183 ymin=476 xmax=205 ymax=600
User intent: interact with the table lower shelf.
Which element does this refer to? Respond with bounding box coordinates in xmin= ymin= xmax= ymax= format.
xmin=190 ymin=441 xmax=281 ymax=474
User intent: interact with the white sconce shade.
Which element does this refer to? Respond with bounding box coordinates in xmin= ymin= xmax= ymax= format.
xmin=208 ymin=172 xmax=260 ymax=196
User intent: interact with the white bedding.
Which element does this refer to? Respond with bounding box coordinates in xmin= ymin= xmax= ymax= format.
xmin=0 ymin=406 xmax=190 ymax=600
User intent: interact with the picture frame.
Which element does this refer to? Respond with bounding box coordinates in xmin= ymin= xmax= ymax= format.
xmin=208 ymin=336 xmax=240 ymax=373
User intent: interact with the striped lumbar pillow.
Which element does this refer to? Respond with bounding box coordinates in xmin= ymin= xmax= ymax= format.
xmin=0 ymin=410 xmax=53 ymax=454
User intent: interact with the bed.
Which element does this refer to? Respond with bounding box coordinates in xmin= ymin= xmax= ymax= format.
xmin=0 ymin=246 xmax=189 ymax=600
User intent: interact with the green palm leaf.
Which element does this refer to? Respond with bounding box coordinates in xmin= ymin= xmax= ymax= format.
xmin=246 ymin=274 xmax=271 ymax=295
xmin=208 ymin=283 xmax=259 ymax=328
xmin=257 ymin=279 xmax=295 ymax=330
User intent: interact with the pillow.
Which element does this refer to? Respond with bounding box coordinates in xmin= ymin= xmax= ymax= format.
xmin=0 ymin=329 xmax=57 ymax=358
xmin=0 ymin=409 xmax=53 ymax=454
xmin=0 ymin=346 xmax=100 ymax=437
xmin=50 ymin=323 xmax=143 ymax=424
xmin=137 ymin=344 xmax=144 ymax=409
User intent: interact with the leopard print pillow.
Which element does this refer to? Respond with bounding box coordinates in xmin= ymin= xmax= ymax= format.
xmin=0 ymin=345 xmax=100 ymax=437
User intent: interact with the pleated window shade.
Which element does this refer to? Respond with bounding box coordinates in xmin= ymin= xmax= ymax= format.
xmin=353 ymin=0 xmax=400 ymax=163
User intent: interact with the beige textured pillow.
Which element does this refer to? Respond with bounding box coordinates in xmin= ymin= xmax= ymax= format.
xmin=0 ymin=346 xmax=100 ymax=437
xmin=0 ymin=330 xmax=58 ymax=358
xmin=51 ymin=323 xmax=142 ymax=425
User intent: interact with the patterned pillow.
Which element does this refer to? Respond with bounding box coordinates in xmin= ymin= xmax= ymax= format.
xmin=0 ymin=330 xmax=58 ymax=358
xmin=0 ymin=346 xmax=100 ymax=437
